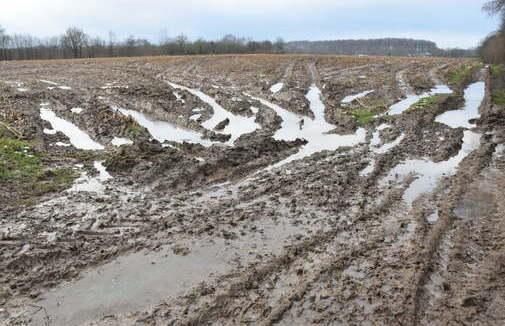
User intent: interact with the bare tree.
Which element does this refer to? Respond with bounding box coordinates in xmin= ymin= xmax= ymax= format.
xmin=175 ymin=34 xmax=188 ymax=54
xmin=483 ymin=0 xmax=505 ymax=14
xmin=0 ymin=25 xmax=11 ymax=60
xmin=274 ymin=37 xmax=285 ymax=53
xmin=61 ymin=27 xmax=88 ymax=58
xmin=484 ymin=0 xmax=505 ymax=30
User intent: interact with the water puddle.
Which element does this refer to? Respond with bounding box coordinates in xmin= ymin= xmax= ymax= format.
xmin=341 ymin=90 xmax=374 ymax=105
xmin=168 ymin=82 xmax=260 ymax=144
xmin=435 ymin=82 xmax=485 ymax=129
xmin=251 ymin=85 xmax=366 ymax=168
xmin=361 ymin=125 xmax=403 ymax=177
xmin=373 ymin=133 xmax=405 ymax=154
xmin=29 ymin=219 xmax=306 ymax=326
xmin=360 ymin=159 xmax=376 ymax=177
xmin=40 ymin=80 xmax=59 ymax=86
xmin=382 ymin=130 xmax=481 ymax=206
xmin=111 ymin=137 xmax=133 ymax=147
xmin=115 ymin=107 xmax=214 ymax=147
xmin=68 ymin=161 xmax=112 ymax=193
xmin=39 ymin=105 xmax=104 ymax=150
xmin=388 ymin=85 xmax=452 ymax=115
xmin=270 ymin=82 xmax=284 ymax=93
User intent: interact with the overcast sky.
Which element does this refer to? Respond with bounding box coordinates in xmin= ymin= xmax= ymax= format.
xmin=0 ymin=0 xmax=499 ymax=49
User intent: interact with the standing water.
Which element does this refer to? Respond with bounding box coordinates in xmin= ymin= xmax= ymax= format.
xmin=168 ymin=82 xmax=260 ymax=144
xmin=435 ymin=82 xmax=485 ymax=129
xmin=39 ymin=105 xmax=104 ymax=150
xmin=115 ymin=107 xmax=215 ymax=147
xmin=251 ymin=85 xmax=366 ymax=168
xmin=389 ymin=85 xmax=452 ymax=116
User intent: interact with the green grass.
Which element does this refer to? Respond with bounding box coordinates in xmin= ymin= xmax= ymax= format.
xmin=448 ymin=66 xmax=473 ymax=85
xmin=490 ymin=64 xmax=504 ymax=77
xmin=447 ymin=63 xmax=483 ymax=86
xmin=408 ymin=95 xmax=441 ymax=112
xmin=34 ymin=167 xmax=78 ymax=193
xmin=492 ymin=89 xmax=505 ymax=106
xmin=0 ymin=137 xmax=41 ymax=180
xmin=1 ymin=136 xmax=78 ymax=206
xmin=126 ymin=123 xmax=143 ymax=138
xmin=351 ymin=109 xmax=375 ymax=125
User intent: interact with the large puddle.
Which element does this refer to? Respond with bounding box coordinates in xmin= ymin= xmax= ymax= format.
xmin=168 ymin=82 xmax=260 ymax=144
xmin=382 ymin=130 xmax=481 ymax=206
xmin=115 ymin=107 xmax=215 ymax=147
xmin=380 ymin=80 xmax=485 ymax=206
xmin=388 ymin=85 xmax=452 ymax=115
xmin=39 ymin=105 xmax=104 ymax=150
xmin=435 ymin=82 xmax=485 ymax=129
xmin=29 ymin=219 xmax=306 ymax=325
xmin=251 ymin=85 xmax=366 ymax=168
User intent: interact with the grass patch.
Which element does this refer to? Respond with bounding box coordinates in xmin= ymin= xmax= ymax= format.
xmin=34 ymin=167 xmax=78 ymax=193
xmin=0 ymin=137 xmax=41 ymax=180
xmin=447 ymin=62 xmax=483 ymax=87
xmin=492 ymin=89 xmax=505 ymax=106
xmin=351 ymin=109 xmax=375 ymax=125
xmin=407 ymin=95 xmax=441 ymax=112
xmin=490 ymin=64 xmax=504 ymax=77
xmin=126 ymin=122 xmax=143 ymax=138
xmin=0 ymin=136 xmax=79 ymax=207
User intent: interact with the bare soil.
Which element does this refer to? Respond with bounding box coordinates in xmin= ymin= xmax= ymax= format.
xmin=0 ymin=55 xmax=503 ymax=326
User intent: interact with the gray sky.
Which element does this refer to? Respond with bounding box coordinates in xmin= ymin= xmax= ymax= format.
xmin=0 ymin=0 xmax=499 ymax=48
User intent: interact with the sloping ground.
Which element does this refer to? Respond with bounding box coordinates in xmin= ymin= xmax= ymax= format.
xmin=0 ymin=55 xmax=502 ymax=326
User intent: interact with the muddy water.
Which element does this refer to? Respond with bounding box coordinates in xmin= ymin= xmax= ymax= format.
xmin=168 ymin=82 xmax=260 ymax=144
xmin=383 ymin=131 xmax=481 ymax=206
xmin=360 ymin=126 xmax=404 ymax=177
xmin=382 ymin=81 xmax=485 ymax=205
xmin=39 ymin=105 xmax=104 ymax=150
xmin=68 ymin=161 xmax=112 ymax=193
xmin=435 ymin=82 xmax=485 ymax=129
xmin=111 ymin=137 xmax=133 ymax=147
xmin=252 ymin=85 xmax=366 ymax=168
xmin=341 ymin=90 xmax=374 ymax=105
xmin=389 ymin=84 xmax=452 ymax=115
xmin=115 ymin=107 xmax=215 ymax=147
xmin=270 ymin=82 xmax=284 ymax=93
xmin=29 ymin=219 xmax=307 ymax=326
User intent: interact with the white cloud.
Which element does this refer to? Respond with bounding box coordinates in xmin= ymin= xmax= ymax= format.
xmin=0 ymin=0 xmax=494 ymax=48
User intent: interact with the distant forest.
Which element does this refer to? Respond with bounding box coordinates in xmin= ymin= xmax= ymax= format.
xmin=285 ymin=39 xmax=475 ymax=58
xmin=0 ymin=26 xmax=475 ymax=61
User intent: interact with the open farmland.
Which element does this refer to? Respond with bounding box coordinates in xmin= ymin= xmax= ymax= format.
xmin=1 ymin=54 xmax=504 ymax=325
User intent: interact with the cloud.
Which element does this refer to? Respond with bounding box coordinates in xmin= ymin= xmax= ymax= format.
xmin=0 ymin=0 xmax=497 ymax=48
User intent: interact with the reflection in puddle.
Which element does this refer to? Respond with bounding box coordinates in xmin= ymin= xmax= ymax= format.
xmin=389 ymin=85 xmax=452 ymax=115
xmin=382 ymin=131 xmax=481 ymax=206
xmin=30 ymin=219 xmax=305 ymax=326
xmin=252 ymin=85 xmax=366 ymax=168
xmin=111 ymin=137 xmax=133 ymax=147
xmin=168 ymin=82 xmax=260 ymax=144
xmin=270 ymin=82 xmax=284 ymax=93
xmin=39 ymin=105 xmax=104 ymax=150
xmin=341 ymin=90 xmax=374 ymax=105
xmin=115 ymin=107 xmax=215 ymax=147
xmin=68 ymin=161 xmax=112 ymax=193
xmin=435 ymin=82 xmax=485 ymax=129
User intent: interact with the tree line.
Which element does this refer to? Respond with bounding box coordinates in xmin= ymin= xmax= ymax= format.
xmin=0 ymin=26 xmax=286 ymax=61
xmin=285 ymin=39 xmax=475 ymax=57
xmin=480 ymin=0 xmax=505 ymax=63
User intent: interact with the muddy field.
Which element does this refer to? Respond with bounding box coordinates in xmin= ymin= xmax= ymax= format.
xmin=1 ymin=54 xmax=504 ymax=325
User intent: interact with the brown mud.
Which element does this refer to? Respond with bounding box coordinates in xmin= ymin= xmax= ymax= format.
xmin=0 ymin=55 xmax=503 ymax=325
